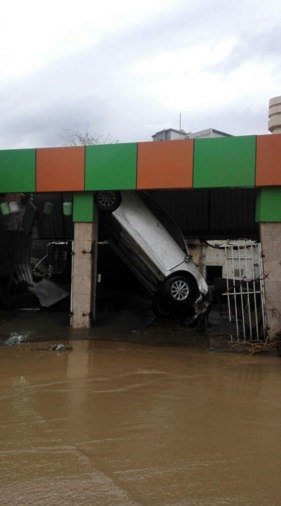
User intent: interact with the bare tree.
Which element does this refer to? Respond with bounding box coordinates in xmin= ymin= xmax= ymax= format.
xmin=59 ymin=124 xmax=117 ymax=146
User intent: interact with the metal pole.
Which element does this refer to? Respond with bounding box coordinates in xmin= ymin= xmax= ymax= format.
xmin=231 ymin=246 xmax=239 ymax=340
xmin=258 ymin=243 xmax=267 ymax=339
xmin=251 ymin=244 xmax=260 ymax=341
xmin=237 ymin=244 xmax=246 ymax=340
xmin=245 ymin=244 xmax=252 ymax=341
xmin=225 ymin=245 xmax=233 ymax=341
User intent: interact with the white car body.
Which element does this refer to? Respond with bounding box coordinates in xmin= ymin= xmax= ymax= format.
xmin=104 ymin=191 xmax=209 ymax=316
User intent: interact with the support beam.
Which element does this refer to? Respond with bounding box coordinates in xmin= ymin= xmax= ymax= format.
xmin=260 ymin=223 xmax=281 ymax=339
xmin=71 ymin=193 xmax=98 ymax=329
xmin=256 ymin=100 xmax=281 ymax=339
xmin=71 ymin=222 xmax=98 ymax=328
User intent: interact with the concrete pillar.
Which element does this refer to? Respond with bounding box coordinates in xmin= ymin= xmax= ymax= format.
xmin=259 ymin=96 xmax=281 ymax=338
xmin=260 ymin=223 xmax=281 ymax=338
xmin=71 ymin=222 xmax=98 ymax=328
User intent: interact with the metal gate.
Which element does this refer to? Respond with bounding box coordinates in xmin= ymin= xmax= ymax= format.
xmin=223 ymin=242 xmax=267 ymax=342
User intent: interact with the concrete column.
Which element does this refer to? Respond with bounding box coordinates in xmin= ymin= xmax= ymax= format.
xmin=260 ymin=223 xmax=281 ymax=338
xmin=259 ymin=96 xmax=281 ymax=339
xmin=70 ymin=222 xmax=98 ymax=328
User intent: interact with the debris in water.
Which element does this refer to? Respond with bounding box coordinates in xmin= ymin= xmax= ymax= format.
xmin=47 ymin=343 xmax=72 ymax=352
xmin=29 ymin=278 xmax=68 ymax=307
xmin=3 ymin=332 xmax=35 ymax=346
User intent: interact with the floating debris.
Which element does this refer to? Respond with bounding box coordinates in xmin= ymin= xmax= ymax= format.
xmin=45 ymin=343 xmax=72 ymax=352
xmin=29 ymin=278 xmax=69 ymax=307
xmin=3 ymin=331 xmax=35 ymax=346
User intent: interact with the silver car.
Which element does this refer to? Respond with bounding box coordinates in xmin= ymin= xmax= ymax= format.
xmin=95 ymin=191 xmax=209 ymax=320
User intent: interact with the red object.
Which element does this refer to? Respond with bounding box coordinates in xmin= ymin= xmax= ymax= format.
xmin=137 ymin=140 xmax=194 ymax=189
xmin=36 ymin=147 xmax=85 ymax=192
xmin=256 ymin=134 xmax=281 ymax=186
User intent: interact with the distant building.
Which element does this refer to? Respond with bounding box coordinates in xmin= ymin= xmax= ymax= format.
xmin=152 ymin=127 xmax=231 ymax=142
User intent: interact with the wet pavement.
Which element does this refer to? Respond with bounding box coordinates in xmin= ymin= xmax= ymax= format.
xmin=1 ymin=333 xmax=281 ymax=505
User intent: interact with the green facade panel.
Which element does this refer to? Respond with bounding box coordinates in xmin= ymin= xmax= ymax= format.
xmin=85 ymin=143 xmax=137 ymax=190
xmin=73 ymin=193 xmax=95 ymax=222
xmin=193 ymin=136 xmax=256 ymax=188
xmin=256 ymin=188 xmax=281 ymax=222
xmin=0 ymin=149 xmax=35 ymax=193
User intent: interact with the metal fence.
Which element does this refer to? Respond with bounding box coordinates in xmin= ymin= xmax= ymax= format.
xmin=223 ymin=242 xmax=267 ymax=342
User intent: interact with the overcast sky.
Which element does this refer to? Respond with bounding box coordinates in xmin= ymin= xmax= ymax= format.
xmin=1 ymin=0 xmax=281 ymax=148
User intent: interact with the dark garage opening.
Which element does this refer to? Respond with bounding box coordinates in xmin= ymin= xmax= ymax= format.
xmin=0 ymin=188 xmax=259 ymax=335
xmin=0 ymin=193 xmax=73 ymax=323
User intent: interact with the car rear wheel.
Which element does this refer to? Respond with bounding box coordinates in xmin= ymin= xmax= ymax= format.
xmin=152 ymin=294 xmax=172 ymax=318
xmin=164 ymin=274 xmax=197 ymax=306
xmin=95 ymin=191 xmax=121 ymax=212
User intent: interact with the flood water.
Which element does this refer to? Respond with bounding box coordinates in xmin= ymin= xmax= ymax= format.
xmin=1 ymin=339 xmax=281 ymax=505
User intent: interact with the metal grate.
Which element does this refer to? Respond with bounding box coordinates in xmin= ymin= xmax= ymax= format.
xmin=223 ymin=242 xmax=267 ymax=342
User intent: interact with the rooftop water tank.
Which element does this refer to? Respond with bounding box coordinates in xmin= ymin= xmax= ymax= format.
xmin=268 ymin=96 xmax=281 ymax=134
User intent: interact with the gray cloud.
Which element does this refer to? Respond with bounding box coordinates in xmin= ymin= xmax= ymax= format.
xmin=209 ymin=25 xmax=281 ymax=74
xmin=0 ymin=0 xmax=279 ymax=148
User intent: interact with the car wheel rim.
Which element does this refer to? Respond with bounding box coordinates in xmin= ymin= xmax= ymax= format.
xmin=170 ymin=280 xmax=189 ymax=301
xmin=97 ymin=192 xmax=116 ymax=208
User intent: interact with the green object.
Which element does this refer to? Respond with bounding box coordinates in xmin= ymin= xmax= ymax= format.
xmin=63 ymin=201 xmax=73 ymax=216
xmin=73 ymin=193 xmax=95 ymax=222
xmin=256 ymin=188 xmax=281 ymax=222
xmin=193 ymin=136 xmax=256 ymax=188
xmin=85 ymin=143 xmax=137 ymax=190
xmin=0 ymin=149 xmax=35 ymax=192
xmin=0 ymin=202 xmax=10 ymax=215
xmin=43 ymin=202 xmax=54 ymax=215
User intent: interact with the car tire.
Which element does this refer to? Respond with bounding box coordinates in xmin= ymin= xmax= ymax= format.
xmin=152 ymin=294 xmax=172 ymax=318
xmin=95 ymin=191 xmax=122 ymax=212
xmin=164 ymin=274 xmax=197 ymax=306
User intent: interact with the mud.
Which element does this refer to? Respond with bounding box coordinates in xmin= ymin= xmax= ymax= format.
xmin=1 ymin=336 xmax=281 ymax=505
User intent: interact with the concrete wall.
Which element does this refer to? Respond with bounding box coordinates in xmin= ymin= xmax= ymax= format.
xmin=260 ymin=223 xmax=281 ymax=338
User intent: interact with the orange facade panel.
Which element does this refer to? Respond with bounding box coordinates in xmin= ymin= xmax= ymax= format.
xmin=36 ymin=147 xmax=85 ymax=192
xmin=137 ymin=140 xmax=193 ymax=189
xmin=256 ymin=134 xmax=281 ymax=186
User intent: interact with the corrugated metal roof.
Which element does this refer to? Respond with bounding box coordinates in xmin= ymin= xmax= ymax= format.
xmin=209 ymin=189 xmax=257 ymax=235
xmin=34 ymin=194 xmax=73 ymax=240
xmin=148 ymin=188 xmax=258 ymax=239
xmin=149 ymin=189 xmax=209 ymax=235
xmin=0 ymin=230 xmax=32 ymax=283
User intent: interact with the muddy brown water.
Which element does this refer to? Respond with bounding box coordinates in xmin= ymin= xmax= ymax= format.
xmin=1 ymin=339 xmax=281 ymax=505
